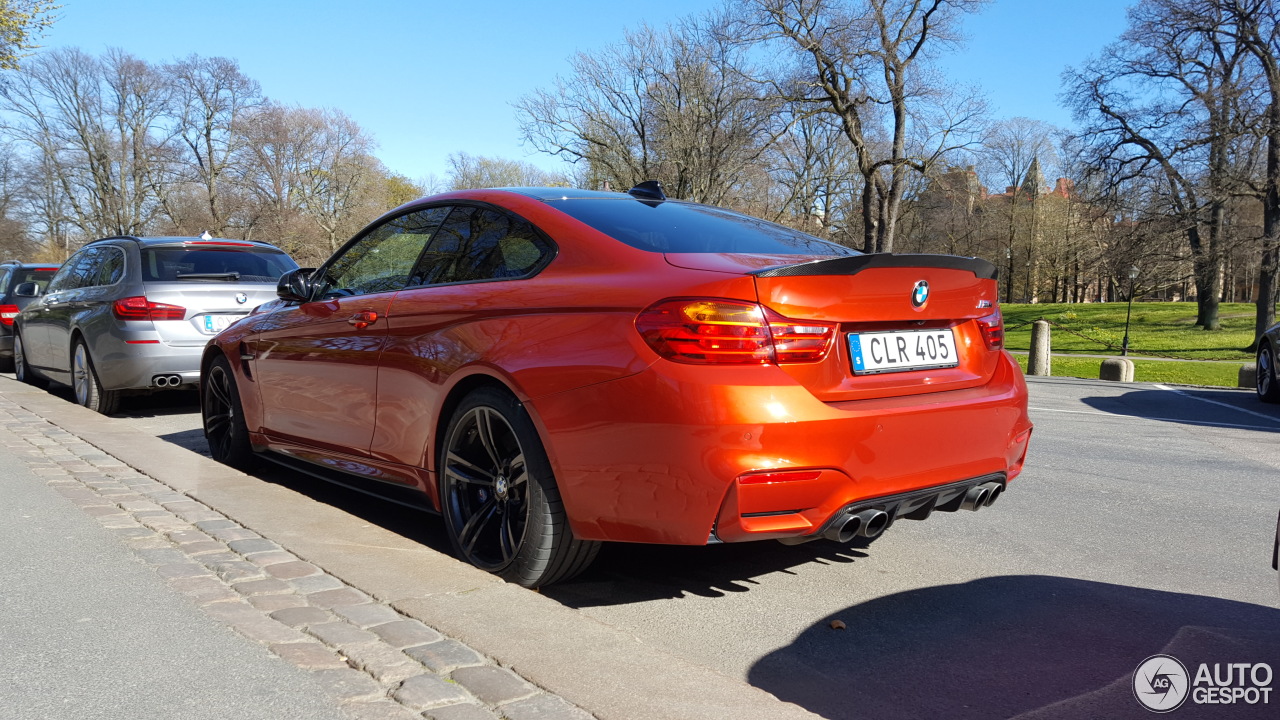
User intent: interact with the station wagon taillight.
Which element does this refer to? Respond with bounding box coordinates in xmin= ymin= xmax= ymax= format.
xmin=112 ymin=296 xmax=187 ymax=322
xmin=0 ymin=304 xmax=18 ymax=326
xmin=635 ymin=298 xmax=835 ymax=365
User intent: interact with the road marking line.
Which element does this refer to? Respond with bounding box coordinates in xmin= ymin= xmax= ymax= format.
xmin=1153 ymin=384 xmax=1280 ymax=425
xmin=1028 ymin=405 xmax=1280 ymax=432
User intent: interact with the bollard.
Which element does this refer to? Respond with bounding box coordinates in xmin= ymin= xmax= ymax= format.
xmin=1239 ymin=363 xmax=1257 ymax=389
xmin=1100 ymin=357 xmax=1135 ymax=382
xmin=1027 ymin=320 xmax=1051 ymax=376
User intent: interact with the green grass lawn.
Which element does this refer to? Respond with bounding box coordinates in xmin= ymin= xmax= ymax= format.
xmin=1002 ymin=301 xmax=1263 ymax=387
xmin=1010 ymin=354 xmax=1244 ymax=387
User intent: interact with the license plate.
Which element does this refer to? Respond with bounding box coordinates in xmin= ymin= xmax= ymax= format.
xmin=199 ymin=313 xmax=245 ymax=335
xmin=848 ymin=328 xmax=959 ymax=375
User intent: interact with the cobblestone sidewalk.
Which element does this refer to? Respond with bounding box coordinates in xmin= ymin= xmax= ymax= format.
xmin=1 ymin=395 xmax=594 ymax=720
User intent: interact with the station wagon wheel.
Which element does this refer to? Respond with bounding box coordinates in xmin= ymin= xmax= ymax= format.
xmin=439 ymin=387 xmax=599 ymax=587
xmin=12 ymin=331 xmax=42 ymax=387
xmin=202 ymin=354 xmax=258 ymax=470
xmin=1259 ymin=342 xmax=1280 ymax=403
xmin=72 ymin=339 xmax=119 ymax=414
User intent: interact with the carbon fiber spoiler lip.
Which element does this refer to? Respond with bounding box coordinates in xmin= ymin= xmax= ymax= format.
xmin=750 ymin=253 xmax=999 ymax=280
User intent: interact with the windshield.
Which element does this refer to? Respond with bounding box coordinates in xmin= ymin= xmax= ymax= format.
xmin=141 ymin=247 xmax=297 ymax=283
xmin=547 ymin=198 xmax=859 ymax=256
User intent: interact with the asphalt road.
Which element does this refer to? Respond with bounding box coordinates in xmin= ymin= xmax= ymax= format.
xmin=17 ymin=374 xmax=1280 ymax=719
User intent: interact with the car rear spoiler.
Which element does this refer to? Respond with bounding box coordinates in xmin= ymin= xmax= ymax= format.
xmin=751 ymin=253 xmax=998 ymax=280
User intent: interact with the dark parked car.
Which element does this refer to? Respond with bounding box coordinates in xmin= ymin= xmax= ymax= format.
xmin=1258 ymin=321 xmax=1280 ymax=402
xmin=1 ymin=261 xmax=61 ymax=372
xmin=14 ymin=235 xmax=297 ymax=414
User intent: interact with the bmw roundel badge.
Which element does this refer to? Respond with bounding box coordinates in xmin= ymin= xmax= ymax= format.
xmin=911 ymin=280 xmax=929 ymax=309
xmin=235 ymin=292 xmax=249 ymax=305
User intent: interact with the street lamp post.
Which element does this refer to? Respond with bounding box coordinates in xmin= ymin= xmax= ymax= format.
xmin=1122 ymin=266 xmax=1139 ymax=357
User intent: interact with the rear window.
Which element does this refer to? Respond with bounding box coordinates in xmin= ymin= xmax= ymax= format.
xmin=10 ymin=267 xmax=58 ymax=291
xmin=141 ymin=247 xmax=297 ymax=283
xmin=547 ymin=198 xmax=860 ymax=256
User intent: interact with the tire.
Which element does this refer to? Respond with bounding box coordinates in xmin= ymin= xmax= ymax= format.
xmin=1259 ymin=342 xmax=1280 ymax=403
xmin=202 ymin=354 xmax=259 ymax=470
xmin=439 ymin=387 xmax=600 ymax=588
xmin=12 ymin=331 xmax=44 ymax=387
xmin=72 ymin=339 xmax=119 ymax=414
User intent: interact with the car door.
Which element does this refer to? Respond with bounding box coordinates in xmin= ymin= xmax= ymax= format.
xmin=22 ymin=248 xmax=97 ymax=370
xmin=252 ymin=207 xmax=448 ymax=457
xmin=49 ymin=245 xmax=125 ymax=372
xmin=369 ymin=205 xmax=556 ymax=468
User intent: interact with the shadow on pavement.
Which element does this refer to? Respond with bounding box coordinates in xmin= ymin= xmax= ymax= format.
xmin=1081 ymin=388 xmax=1280 ymax=432
xmin=748 ymin=575 xmax=1280 ymax=720
xmin=545 ymin=538 xmax=874 ymax=606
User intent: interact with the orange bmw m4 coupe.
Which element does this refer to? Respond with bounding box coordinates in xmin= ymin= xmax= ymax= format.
xmin=201 ymin=183 xmax=1032 ymax=587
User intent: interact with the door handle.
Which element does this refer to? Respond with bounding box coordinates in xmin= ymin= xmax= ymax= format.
xmin=348 ymin=311 xmax=379 ymax=329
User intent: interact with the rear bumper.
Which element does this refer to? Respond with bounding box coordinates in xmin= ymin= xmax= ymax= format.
xmin=527 ymin=351 xmax=1032 ymax=545
xmin=95 ymin=341 xmax=204 ymax=390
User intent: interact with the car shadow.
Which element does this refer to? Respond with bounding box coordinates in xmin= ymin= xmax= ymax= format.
xmin=38 ymin=382 xmax=200 ymax=418
xmin=1080 ymin=388 xmax=1280 ymax=433
xmin=748 ymin=575 xmax=1280 ymax=720
xmin=543 ymin=538 xmax=875 ymax=606
xmin=114 ymin=387 xmax=200 ymax=416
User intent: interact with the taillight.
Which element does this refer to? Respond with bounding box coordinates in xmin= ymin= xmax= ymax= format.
xmin=977 ymin=307 xmax=1004 ymax=349
xmin=635 ymin=298 xmax=835 ymax=365
xmin=0 ymin=304 xmax=18 ymax=327
xmin=112 ymin=296 xmax=187 ymax=322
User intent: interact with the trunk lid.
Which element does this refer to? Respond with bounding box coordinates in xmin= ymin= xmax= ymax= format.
xmin=676 ymin=252 xmax=1004 ymax=403
xmin=143 ymin=282 xmax=281 ymax=347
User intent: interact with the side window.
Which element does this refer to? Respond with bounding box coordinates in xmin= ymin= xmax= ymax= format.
xmin=46 ymin=248 xmax=100 ymax=292
xmin=0 ymin=268 xmax=11 ymax=293
xmin=317 ymin=207 xmax=447 ymax=299
xmin=92 ymin=247 xmax=125 ymax=287
xmin=414 ymin=206 xmax=551 ymax=286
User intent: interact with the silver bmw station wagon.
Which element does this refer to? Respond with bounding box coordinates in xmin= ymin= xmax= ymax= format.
xmin=12 ymin=235 xmax=297 ymax=414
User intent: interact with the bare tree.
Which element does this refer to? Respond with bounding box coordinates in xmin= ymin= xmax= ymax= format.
xmin=167 ymin=55 xmax=264 ymax=236
xmin=446 ymin=152 xmax=569 ymax=189
xmin=978 ymin=117 xmax=1060 ymax=301
xmin=749 ymin=0 xmax=988 ymax=253
xmin=0 ymin=47 xmax=175 ymax=238
xmin=516 ymin=14 xmax=781 ymax=203
xmin=1064 ymin=0 xmax=1259 ymax=329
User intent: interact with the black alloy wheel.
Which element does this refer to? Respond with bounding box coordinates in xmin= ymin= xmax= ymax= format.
xmin=72 ymin=339 xmax=119 ymax=414
xmin=1259 ymin=342 xmax=1280 ymax=403
xmin=202 ymin=354 xmax=258 ymax=470
xmin=439 ymin=387 xmax=599 ymax=587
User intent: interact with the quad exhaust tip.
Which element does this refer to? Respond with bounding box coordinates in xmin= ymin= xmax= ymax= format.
xmin=816 ymin=479 xmax=1005 ymax=545
xmin=824 ymin=508 xmax=890 ymax=543
xmin=152 ymin=374 xmax=182 ymax=387
xmin=961 ymin=481 xmax=1004 ymax=511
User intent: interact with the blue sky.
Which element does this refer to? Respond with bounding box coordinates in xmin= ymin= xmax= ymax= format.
xmin=37 ymin=0 xmax=1131 ymax=184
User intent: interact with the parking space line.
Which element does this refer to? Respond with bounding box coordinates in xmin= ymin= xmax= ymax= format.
xmin=1028 ymin=405 xmax=1280 ymax=432
xmin=1154 ymin=384 xmax=1280 ymax=425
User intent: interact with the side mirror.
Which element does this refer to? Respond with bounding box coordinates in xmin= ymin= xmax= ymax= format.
xmin=13 ymin=282 xmax=41 ymax=298
xmin=277 ymin=268 xmax=316 ymax=303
